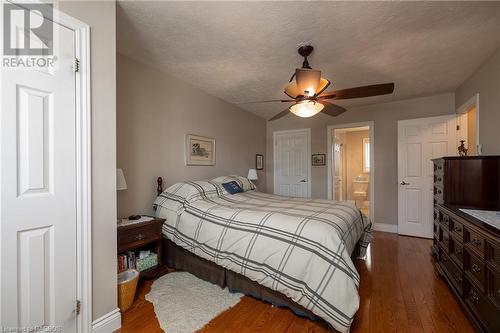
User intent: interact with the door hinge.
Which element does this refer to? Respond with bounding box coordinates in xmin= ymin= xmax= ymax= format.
xmin=76 ymin=299 xmax=81 ymax=315
xmin=74 ymin=58 xmax=80 ymax=73
xmin=456 ymin=125 xmax=460 ymax=131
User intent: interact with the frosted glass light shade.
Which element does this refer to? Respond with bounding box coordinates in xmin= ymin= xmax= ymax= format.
xmin=247 ymin=168 xmax=258 ymax=180
xmin=289 ymin=101 xmax=324 ymax=118
xmin=116 ymin=168 xmax=127 ymax=190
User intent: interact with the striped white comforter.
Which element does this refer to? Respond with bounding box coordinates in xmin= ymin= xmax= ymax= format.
xmin=154 ymin=179 xmax=372 ymax=332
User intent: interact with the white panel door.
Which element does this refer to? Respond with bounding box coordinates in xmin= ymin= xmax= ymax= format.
xmin=397 ymin=115 xmax=457 ymax=238
xmin=1 ymin=21 xmax=78 ymax=331
xmin=274 ymin=129 xmax=311 ymax=197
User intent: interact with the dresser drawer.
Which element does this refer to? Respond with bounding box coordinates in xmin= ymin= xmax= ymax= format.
xmin=450 ymin=218 xmax=464 ymax=241
xmin=490 ymin=268 xmax=500 ymax=307
xmin=466 ymin=228 xmax=486 ymax=257
xmin=450 ymin=236 xmax=464 ymax=269
xmin=441 ymin=251 xmax=463 ymax=296
xmin=434 ymin=186 xmax=444 ymax=204
xmin=440 ymin=229 xmax=451 ymax=254
xmin=440 ymin=212 xmax=450 ymax=230
xmin=465 ymin=249 xmax=486 ymax=292
xmin=433 ymin=173 xmax=444 ymax=187
xmin=489 ymin=240 xmax=500 ymax=270
xmin=465 ymin=278 xmax=500 ymax=333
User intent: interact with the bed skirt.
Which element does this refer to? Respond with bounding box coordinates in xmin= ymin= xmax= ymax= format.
xmin=162 ymin=237 xmax=361 ymax=324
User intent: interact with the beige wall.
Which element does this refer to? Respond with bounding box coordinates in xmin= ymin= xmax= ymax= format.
xmin=117 ymin=54 xmax=267 ymax=218
xmin=58 ymin=1 xmax=117 ymax=320
xmin=266 ymin=93 xmax=455 ymax=226
xmin=456 ymin=46 xmax=500 ymax=155
xmin=344 ymin=130 xmax=370 ymax=201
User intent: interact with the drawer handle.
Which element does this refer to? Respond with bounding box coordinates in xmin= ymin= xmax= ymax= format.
xmin=454 ymin=273 xmax=462 ymax=282
xmin=472 ymin=239 xmax=482 ymax=247
xmin=442 ymin=256 xmax=448 ymax=262
xmin=438 ymin=166 xmax=442 ymax=170
xmin=471 ymin=264 xmax=481 ymax=273
xmin=135 ymin=233 xmax=145 ymax=240
xmin=437 ymin=189 xmax=442 ymax=194
xmin=469 ymin=290 xmax=479 ymax=304
xmin=437 ymin=177 xmax=442 ymax=182
xmin=454 ymin=226 xmax=462 ymax=233
xmin=456 ymin=248 xmax=462 ymax=255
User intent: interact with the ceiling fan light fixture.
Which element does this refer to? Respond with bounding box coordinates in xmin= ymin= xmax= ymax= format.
xmin=289 ymin=100 xmax=324 ymax=118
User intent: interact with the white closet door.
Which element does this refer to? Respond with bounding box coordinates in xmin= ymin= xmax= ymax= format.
xmin=274 ymin=129 xmax=311 ymax=198
xmin=397 ymin=115 xmax=457 ymax=238
xmin=1 ymin=19 xmax=78 ymax=331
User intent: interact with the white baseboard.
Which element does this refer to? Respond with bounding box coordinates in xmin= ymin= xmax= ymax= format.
xmin=373 ymin=222 xmax=398 ymax=234
xmin=92 ymin=308 xmax=121 ymax=333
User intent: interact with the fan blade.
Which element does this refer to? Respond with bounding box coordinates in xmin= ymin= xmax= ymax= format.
xmin=238 ymin=99 xmax=295 ymax=104
xmin=268 ymin=109 xmax=290 ymax=121
xmin=321 ymin=102 xmax=347 ymax=117
xmin=318 ymin=83 xmax=395 ymax=100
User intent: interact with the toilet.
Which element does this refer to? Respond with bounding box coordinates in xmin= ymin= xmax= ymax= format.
xmin=352 ymin=175 xmax=369 ymax=207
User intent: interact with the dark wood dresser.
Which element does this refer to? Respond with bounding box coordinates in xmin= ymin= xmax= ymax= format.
xmin=432 ymin=156 xmax=500 ymax=332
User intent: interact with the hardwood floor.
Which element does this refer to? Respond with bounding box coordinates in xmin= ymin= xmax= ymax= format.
xmin=120 ymin=232 xmax=476 ymax=333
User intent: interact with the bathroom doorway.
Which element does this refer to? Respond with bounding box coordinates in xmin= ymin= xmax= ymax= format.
xmin=327 ymin=122 xmax=374 ymax=221
xmin=456 ymin=93 xmax=481 ymax=155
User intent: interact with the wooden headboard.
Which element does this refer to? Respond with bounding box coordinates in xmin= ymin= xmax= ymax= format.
xmin=157 ymin=177 xmax=163 ymax=196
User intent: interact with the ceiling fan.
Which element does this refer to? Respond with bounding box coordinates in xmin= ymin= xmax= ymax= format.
xmin=244 ymin=45 xmax=395 ymax=121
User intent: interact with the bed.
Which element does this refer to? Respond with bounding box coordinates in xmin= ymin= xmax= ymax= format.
xmin=153 ymin=176 xmax=372 ymax=333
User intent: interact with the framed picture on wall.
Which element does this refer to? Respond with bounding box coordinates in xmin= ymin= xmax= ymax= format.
xmin=256 ymin=154 xmax=264 ymax=170
xmin=185 ymin=134 xmax=216 ymax=166
xmin=312 ymin=153 xmax=326 ymax=166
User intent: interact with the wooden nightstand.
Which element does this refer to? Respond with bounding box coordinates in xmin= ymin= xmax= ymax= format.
xmin=117 ymin=217 xmax=166 ymax=279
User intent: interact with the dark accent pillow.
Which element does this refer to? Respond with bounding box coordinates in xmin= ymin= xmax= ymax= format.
xmin=222 ymin=181 xmax=243 ymax=194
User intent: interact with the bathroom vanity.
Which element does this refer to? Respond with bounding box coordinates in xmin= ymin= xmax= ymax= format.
xmin=432 ymin=156 xmax=500 ymax=333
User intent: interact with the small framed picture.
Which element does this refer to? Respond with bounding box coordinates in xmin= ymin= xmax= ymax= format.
xmin=312 ymin=153 xmax=326 ymax=166
xmin=256 ymin=154 xmax=264 ymax=170
xmin=185 ymin=134 xmax=216 ymax=166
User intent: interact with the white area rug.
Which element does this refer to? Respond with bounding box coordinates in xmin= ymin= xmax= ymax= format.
xmin=145 ymin=272 xmax=243 ymax=333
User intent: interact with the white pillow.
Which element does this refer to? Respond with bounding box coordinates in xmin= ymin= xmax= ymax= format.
xmin=211 ymin=175 xmax=256 ymax=192
xmin=153 ymin=180 xmax=226 ymax=214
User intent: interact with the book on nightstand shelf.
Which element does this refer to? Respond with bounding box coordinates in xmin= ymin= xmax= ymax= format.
xmin=117 ymin=251 xmax=158 ymax=273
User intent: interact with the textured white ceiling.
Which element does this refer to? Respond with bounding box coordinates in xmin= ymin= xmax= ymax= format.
xmin=117 ymin=1 xmax=500 ymax=119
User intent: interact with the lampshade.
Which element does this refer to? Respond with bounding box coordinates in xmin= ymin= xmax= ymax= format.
xmin=116 ymin=168 xmax=127 ymax=190
xmin=289 ymin=100 xmax=324 ymax=118
xmin=247 ymin=168 xmax=258 ymax=180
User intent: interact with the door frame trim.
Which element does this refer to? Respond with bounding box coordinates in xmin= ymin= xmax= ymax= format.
xmin=7 ymin=2 xmax=93 ymax=331
xmin=273 ymin=128 xmax=311 ymax=197
xmin=327 ymin=122 xmax=375 ymax=224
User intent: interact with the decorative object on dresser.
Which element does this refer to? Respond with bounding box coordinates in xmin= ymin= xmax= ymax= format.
xmin=256 ymin=154 xmax=264 ymax=170
xmin=458 ymin=140 xmax=468 ymax=156
xmin=185 ymin=134 xmax=216 ymax=166
xmin=117 ymin=217 xmax=166 ymax=279
xmin=432 ymin=156 xmax=500 ymax=333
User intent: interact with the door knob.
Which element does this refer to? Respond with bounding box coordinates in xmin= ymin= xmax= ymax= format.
xmin=400 ymin=181 xmax=410 ymax=185
xmin=299 ymin=179 xmax=307 ymax=183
